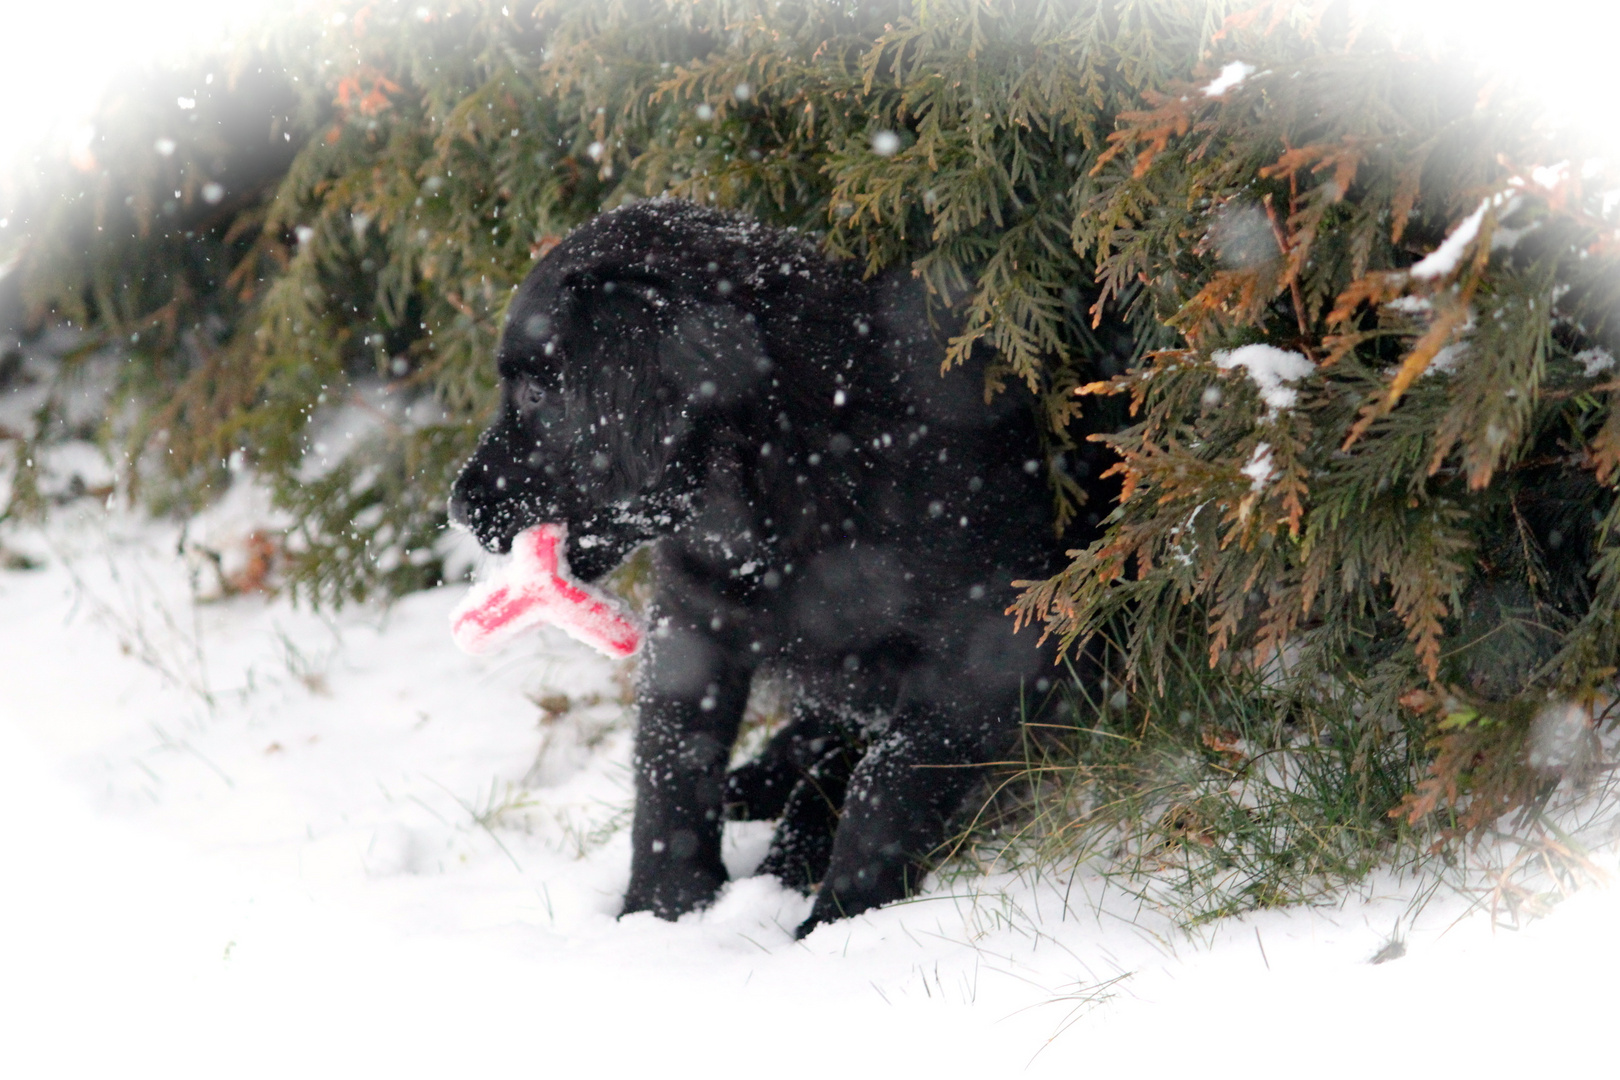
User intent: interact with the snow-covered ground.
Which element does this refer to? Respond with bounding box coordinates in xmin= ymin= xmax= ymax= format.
xmin=3 ymin=506 xmax=1619 ymax=1078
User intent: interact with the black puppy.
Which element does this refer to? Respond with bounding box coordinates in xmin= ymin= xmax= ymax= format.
xmin=450 ymin=200 xmax=1110 ymax=936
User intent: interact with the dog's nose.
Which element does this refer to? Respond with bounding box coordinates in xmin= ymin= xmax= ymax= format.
xmin=447 ymin=471 xmax=521 ymax=555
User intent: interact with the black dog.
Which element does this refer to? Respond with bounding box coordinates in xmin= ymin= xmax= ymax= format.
xmin=449 ymin=200 xmax=1114 ymax=936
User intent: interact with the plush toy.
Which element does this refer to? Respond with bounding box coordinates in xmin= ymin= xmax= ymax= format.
xmin=449 ymin=524 xmax=642 ymax=658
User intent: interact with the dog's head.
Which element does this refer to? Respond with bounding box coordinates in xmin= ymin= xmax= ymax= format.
xmin=449 ymin=205 xmax=785 ymax=580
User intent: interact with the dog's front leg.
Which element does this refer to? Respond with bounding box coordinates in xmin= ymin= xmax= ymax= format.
xmin=795 ymin=701 xmax=997 ymax=937
xmin=622 ymin=620 xmax=751 ymax=920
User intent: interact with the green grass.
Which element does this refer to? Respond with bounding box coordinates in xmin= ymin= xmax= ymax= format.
xmin=942 ymin=629 xmax=1620 ymax=938
xmin=950 ymin=640 xmax=1439 ymax=929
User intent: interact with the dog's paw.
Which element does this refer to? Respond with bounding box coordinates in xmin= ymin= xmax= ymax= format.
xmin=620 ymin=862 xmax=728 ymax=921
xmin=794 ymin=883 xmax=863 ymax=939
xmin=756 ymin=778 xmax=844 ymax=894
xmin=721 ymin=759 xmax=791 ymax=821
xmin=794 ymin=854 xmax=920 ymax=937
xmin=794 ymin=895 xmax=846 ymax=939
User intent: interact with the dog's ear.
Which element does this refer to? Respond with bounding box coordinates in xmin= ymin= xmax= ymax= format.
xmin=657 ymin=301 xmax=770 ymax=406
xmin=516 ymin=276 xmax=683 ymax=495
xmin=545 ymin=277 xmax=767 ymax=407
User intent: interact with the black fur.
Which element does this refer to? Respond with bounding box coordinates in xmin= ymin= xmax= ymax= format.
xmin=449 ymin=200 xmax=1113 ymax=936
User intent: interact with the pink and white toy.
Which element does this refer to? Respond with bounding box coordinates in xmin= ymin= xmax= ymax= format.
xmin=449 ymin=524 xmax=642 ymax=659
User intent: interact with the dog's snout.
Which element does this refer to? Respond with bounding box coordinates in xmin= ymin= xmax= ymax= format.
xmin=448 ymin=452 xmax=522 ymax=554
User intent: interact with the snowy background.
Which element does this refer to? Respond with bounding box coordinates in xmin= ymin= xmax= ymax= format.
xmin=4 ymin=457 xmax=1620 ymax=1076
xmin=7 ymin=0 xmax=1620 ymax=1073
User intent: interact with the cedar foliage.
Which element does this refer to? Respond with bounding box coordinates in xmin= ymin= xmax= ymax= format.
xmin=4 ymin=0 xmax=1619 ymax=883
xmin=1005 ymin=5 xmax=1620 ymax=840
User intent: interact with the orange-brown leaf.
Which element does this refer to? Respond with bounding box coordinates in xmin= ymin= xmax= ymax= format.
xmin=1592 ymin=394 xmax=1620 ymax=484
xmin=1260 ymin=139 xmax=1364 ymax=200
xmin=1319 ymin=331 xmax=1375 ymax=368
xmin=1390 ymin=159 xmax=1424 ymax=244
xmin=1385 ymin=304 xmax=1467 ymax=409
xmin=1327 ymin=271 xmax=1407 ymax=328
xmin=1340 ymin=303 xmax=1467 ymax=450
xmin=1092 ymin=93 xmax=1197 ymax=179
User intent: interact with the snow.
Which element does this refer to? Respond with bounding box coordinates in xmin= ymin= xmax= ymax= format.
xmin=1384 ymin=296 xmax=1433 ymax=315
xmin=1202 ymin=61 xmax=1256 ymax=97
xmin=296 ymin=376 xmax=448 ymax=481
xmin=180 ymin=467 xmax=294 ymax=598
xmin=1532 ymin=161 xmax=1569 ymax=190
xmin=3 ymin=504 xmax=1620 ymax=1075
xmin=1213 ymin=344 xmax=1315 ymax=412
xmin=1577 ymin=348 xmax=1616 ymax=377
xmin=1528 ymin=699 xmax=1600 ymax=777
xmin=1410 ymin=190 xmax=1517 ymax=280
xmin=1409 ymin=200 xmax=1488 ymax=279
xmin=1242 ymin=442 xmax=1275 ymax=491
xmin=1427 ymin=341 xmax=1469 ymax=377
xmin=871 ymin=130 xmax=901 ymax=157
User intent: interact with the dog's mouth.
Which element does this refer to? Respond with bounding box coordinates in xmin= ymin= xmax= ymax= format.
xmin=448 ymin=434 xmax=666 ymax=576
xmin=448 ymin=461 xmax=573 ymax=558
xmin=452 ymin=504 xmax=631 ymax=583
xmin=548 ymin=519 xmax=636 ymax=582
xmin=446 ymin=492 xmax=535 ymax=557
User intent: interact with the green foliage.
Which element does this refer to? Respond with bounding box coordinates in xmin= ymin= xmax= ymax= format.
xmin=1005 ymin=5 xmax=1620 ymax=837
xmin=4 ymin=0 xmax=1213 ymax=591
xmin=958 ymin=642 xmax=1428 ymax=926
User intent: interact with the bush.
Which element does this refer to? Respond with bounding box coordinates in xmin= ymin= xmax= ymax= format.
xmin=4 ymin=0 xmax=1618 ymax=911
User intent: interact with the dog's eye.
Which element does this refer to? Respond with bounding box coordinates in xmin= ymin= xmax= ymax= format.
xmin=515 ymin=379 xmax=549 ymax=414
xmin=513 ymin=375 xmax=569 ymax=431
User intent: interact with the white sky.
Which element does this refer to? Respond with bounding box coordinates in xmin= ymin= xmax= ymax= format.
xmin=0 ymin=0 xmax=1615 ymax=166
xmin=0 ymin=0 xmax=280 ymax=161
xmin=1384 ymin=0 xmax=1619 ymax=152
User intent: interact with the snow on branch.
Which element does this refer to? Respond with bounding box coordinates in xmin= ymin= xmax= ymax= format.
xmin=1410 ymin=189 xmax=1517 ymax=280
xmin=1242 ymin=442 xmax=1275 ymax=491
xmin=1202 ymin=61 xmax=1256 ymax=97
xmin=1214 ymin=344 xmax=1315 ymax=412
